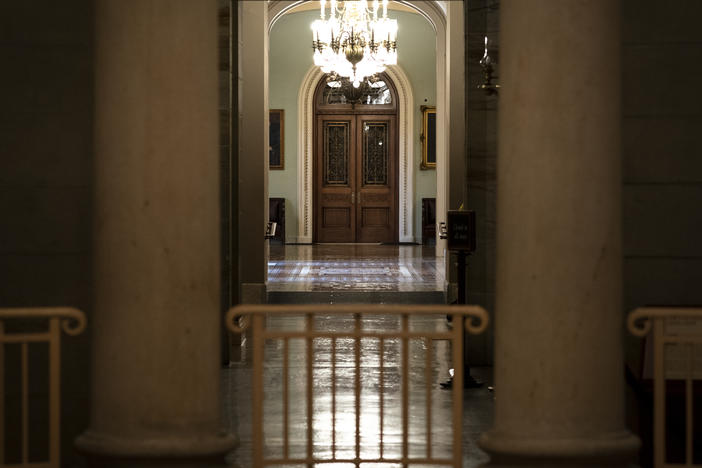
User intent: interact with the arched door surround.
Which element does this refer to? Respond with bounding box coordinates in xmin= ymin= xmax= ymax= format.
xmin=268 ymin=0 xmax=460 ymax=257
xmin=297 ymin=65 xmax=415 ymax=243
xmin=313 ymin=74 xmax=399 ymax=243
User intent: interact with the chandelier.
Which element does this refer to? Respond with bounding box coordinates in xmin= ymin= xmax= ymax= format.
xmin=311 ymin=0 xmax=398 ymax=88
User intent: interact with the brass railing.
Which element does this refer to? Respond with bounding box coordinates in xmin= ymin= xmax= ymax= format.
xmin=0 ymin=307 xmax=86 ymax=468
xmin=226 ymin=304 xmax=489 ymax=468
xmin=628 ymin=307 xmax=702 ymax=468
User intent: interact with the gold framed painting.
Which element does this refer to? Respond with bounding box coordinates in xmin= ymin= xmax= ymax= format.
xmin=269 ymin=109 xmax=284 ymax=170
xmin=420 ymin=105 xmax=436 ymax=169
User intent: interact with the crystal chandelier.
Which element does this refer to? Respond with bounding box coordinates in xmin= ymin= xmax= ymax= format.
xmin=311 ymin=0 xmax=398 ymax=88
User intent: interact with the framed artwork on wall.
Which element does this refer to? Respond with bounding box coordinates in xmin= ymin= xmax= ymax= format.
xmin=269 ymin=109 xmax=284 ymax=170
xmin=420 ymin=105 xmax=436 ymax=169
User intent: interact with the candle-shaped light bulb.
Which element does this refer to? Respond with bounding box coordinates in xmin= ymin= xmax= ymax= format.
xmin=481 ymin=36 xmax=491 ymax=66
xmin=373 ymin=0 xmax=379 ymax=20
xmin=383 ymin=0 xmax=388 ymax=18
xmin=321 ymin=0 xmax=325 ymax=19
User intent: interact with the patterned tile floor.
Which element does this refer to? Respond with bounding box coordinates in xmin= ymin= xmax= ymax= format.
xmin=268 ymin=244 xmax=446 ymax=293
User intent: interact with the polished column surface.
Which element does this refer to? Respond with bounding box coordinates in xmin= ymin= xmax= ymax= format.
xmin=479 ymin=0 xmax=639 ymax=465
xmin=75 ymin=0 xmax=236 ymax=464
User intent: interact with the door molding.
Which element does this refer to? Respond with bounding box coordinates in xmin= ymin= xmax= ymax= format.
xmin=297 ymin=64 xmax=414 ymax=243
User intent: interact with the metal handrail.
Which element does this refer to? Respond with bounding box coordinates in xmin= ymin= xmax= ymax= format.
xmin=627 ymin=307 xmax=702 ymax=468
xmin=227 ymin=304 xmax=488 ymax=468
xmin=0 ymin=307 xmax=87 ymax=468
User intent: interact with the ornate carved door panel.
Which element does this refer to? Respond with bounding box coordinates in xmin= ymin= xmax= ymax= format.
xmin=315 ymin=114 xmax=396 ymax=243
xmin=316 ymin=115 xmax=356 ymax=243
xmin=313 ymin=73 xmax=398 ymax=243
xmin=356 ymin=115 xmax=396 ymax=243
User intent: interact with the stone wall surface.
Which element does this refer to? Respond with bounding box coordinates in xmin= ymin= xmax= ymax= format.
xmin=0 ymin=0 xmax=94 ymax=465
xmin=465 ymin=0 xmax=499 ymax=366
xmin=621 ymin=0 xmax=702 ymax=367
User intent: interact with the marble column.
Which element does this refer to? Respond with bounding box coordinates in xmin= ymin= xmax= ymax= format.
xmin=75 ymin=1 xmax=237 ymax=465
xmin=479 ymin=1 xmax=639 ymax=465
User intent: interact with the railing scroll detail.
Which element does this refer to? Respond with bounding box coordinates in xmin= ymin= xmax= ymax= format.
xmin=0 ymin=307 xmax=87 ymax=468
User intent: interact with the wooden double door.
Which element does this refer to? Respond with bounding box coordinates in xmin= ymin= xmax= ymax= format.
xmin=315 ymin=113 xmax=397 ymax=243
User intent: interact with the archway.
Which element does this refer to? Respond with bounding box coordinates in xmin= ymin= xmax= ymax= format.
xmin=267 ymin=0 xmax=461 ymax=256
xmin=296 ymin=65 xmax=415 ymax=243
xmin=312 ymin=73 xmax=399 ymax=243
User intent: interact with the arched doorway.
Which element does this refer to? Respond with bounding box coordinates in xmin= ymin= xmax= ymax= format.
xmin=268 ymin=0 xmax=458 ymax=255
xmin=313 ymin=74 xmax=399 ymax=243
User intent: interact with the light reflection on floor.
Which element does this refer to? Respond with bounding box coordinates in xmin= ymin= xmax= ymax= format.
xmin=223 ymin=313 xmax=494 ymax=468
xmin=267 ymin=244 xmax=445 ymax=292
xmin=223 ymin=244 xmax=490 ymax=466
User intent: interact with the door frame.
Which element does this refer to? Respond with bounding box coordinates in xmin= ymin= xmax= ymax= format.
xmin=313 ymin=75 xmax=399 ymax=243
xmin=296 ymin=65 xmax=415 ymax=244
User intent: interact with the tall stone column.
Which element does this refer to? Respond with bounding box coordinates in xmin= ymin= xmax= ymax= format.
xmin=479 ymin=1 xmax=639 ymax=465
xmin=76 ymin=1 xmax=237 ymax=465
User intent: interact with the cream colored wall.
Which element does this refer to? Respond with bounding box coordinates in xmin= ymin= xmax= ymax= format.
xmin=269 ymin=9 xmax=436 ymax=242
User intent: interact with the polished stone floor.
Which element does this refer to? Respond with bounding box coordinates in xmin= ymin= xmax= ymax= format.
xmin=225 ymin=245 xmax=492 ymax=467
xmin=267 ymin=244 xmax=446 ymax=304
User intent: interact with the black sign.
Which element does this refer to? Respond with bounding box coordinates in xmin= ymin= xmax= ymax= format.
xmin=446 ymin=210 xmax=476 ymax=252
xmin=265 ymin=221 xmax=277 ymax=239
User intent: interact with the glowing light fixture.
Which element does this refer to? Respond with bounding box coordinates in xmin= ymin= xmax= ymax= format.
xmin=311 ymin=0 xmax=398 ymax=87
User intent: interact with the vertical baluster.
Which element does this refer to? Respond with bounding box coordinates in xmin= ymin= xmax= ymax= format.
xmin=306 ymin=313 xmax=314 ymax=467
xmin=686 ymin=342 xmax=693 ymax=466
xmin=425 ymin=336 xmax=432 ymax=460
xmin=354 ymin=313 xmax=361 ymax=467
xmin=379 ymin=336 xmax=384 ymax=460
xmin=653 ymin=319 xmax=665 ymax=468
xmin=283 ymin=337 xmax=289 ymax=460
xmin=49 ymin=318 xmax=61 ymax=468
xmin=401 ymin=314 xmax=409 ymax=467
xmin=252 ymin=314 xmax=265 ymax=468
xmin=0 ymin=320 xmax=4 ymax=466
xmin=331 ymin=336 xmax=337 ymax=460
xmin=21 ymin=342 xmax=29 ymax=465
xmin=452 ymin=312 xmax=464 ymax=468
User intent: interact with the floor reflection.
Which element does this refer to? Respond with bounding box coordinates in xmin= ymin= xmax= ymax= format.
xmin=268 ymin=244 xmax=445 ymax=293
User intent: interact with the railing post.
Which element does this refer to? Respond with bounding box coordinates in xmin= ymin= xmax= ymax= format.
xmin=0 ymin=308 xmax=84 ymax=468
xmin=401 ymin=313 xmax=409 ymax=468
xmin=305 ymin=312 xmax=314 ymax=468
xmin=452 ymin=312 xmax=464 ymax=468
xmin=252 ymin=313 xmax=265 ymax=468
xmin=653 ymin=318 xmax=665 ymax=468
xmin=49 ymin=318 xmax=61 ymax=467
xmin=0 ymin=320 xmax=4 ymax=467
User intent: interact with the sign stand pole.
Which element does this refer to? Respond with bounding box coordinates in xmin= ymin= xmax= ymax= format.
xmin=441 ymin=209 xmax=483 ymax=389
xmin=457 ymin=250 xmax=483 ymax=388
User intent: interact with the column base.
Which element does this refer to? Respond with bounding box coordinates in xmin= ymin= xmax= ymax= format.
xmin=478 ymin=430 xmax=639 ymax=467
xmin=75 ymin=430 xmax=238 ymax=468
